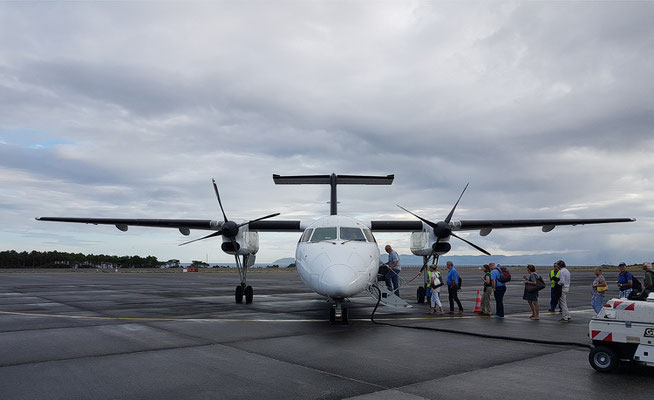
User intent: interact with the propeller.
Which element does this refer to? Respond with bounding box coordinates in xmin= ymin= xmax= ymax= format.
xmin=397 ymin=183 xmax=491 ymax=256
xmin=179 ymin=179 xmax=280 ymax=247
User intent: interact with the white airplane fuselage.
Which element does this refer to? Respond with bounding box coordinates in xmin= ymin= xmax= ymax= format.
xmin=295 ymin=215 xmax=380 ymax=299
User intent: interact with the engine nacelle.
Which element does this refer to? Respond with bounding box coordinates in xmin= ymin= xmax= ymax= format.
xmin=221 ymin=228 xmax=259 ymax=256
xmin=410 ymin=231 xmax=452 ymax=256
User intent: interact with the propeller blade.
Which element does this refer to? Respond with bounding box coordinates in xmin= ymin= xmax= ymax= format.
xmin=178 ymin=230 xmax=223 ymax=246
xmin=396 ymin=205 xmax=438 ymax=229
xmin=450 ymin=232 xmax=491 ymax=255
xmin=445 ymin=183 xmax=469 ymax=223
xmin=236 ymin=212 xmax=281 ymax=228
xmin=212 ymin=178 xmax=228 ymax=223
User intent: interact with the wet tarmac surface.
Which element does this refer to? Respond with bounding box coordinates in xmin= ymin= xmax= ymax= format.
xmin=1 ymin=268 xmax=652 ymax=399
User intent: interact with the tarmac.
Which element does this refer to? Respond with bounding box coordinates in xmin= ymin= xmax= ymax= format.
xmin=0 ymin=267 xmax=652 ymax=399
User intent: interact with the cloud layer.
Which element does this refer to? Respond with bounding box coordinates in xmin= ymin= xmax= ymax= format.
xmin=1 ymin=2 xmax=652 ymax=263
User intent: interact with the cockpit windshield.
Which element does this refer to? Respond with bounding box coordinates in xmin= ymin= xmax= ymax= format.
xmin=310 ymin=227 xmax=337 ymax=242
xmin=340 ymin=227 xmax=366 ymax=241
xmin=307 ymin=226 xmax=374 ymax=243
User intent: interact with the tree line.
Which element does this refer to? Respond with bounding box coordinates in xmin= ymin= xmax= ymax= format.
xmin=0 ymin=250 xmax=178 ymax=269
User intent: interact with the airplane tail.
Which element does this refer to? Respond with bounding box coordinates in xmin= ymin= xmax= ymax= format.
xmin=273 ymin=173 xmax=393 ymax=215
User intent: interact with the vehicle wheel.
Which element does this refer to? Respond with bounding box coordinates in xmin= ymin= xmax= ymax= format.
xmin=235 ymin=285 xmax=244 ymax=304
xmin=329 ymin=307 xmax=336 ymax=323
xmin=245 ymin=286 xmax=253 ymax=304
xmin=341 ymin=307 xmax=349 ymax=325
xmin=589 ymin=346 xmax=619 ymax=373
xmin=417 ymin=286 xmax=425 ymax=304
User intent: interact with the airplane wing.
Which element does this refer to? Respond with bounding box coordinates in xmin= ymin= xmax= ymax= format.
xmin=369 ymin=218 xmax=635 ymax=233
xmin=452 ymin=218 xmax=636 ymax=232
xmin=35 ymin=217 xmax=304 ymax=233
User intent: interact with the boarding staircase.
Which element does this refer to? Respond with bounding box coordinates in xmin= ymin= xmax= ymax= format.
xmin=367 ymin=281 xmax=413 ymax=308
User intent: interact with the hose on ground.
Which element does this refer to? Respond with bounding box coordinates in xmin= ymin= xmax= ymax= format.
xmin=369 ymin=285 xmax=591 ymax=349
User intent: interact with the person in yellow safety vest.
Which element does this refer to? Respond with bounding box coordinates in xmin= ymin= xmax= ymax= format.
xmin=549 ymin=263 xmax=562 ymax=312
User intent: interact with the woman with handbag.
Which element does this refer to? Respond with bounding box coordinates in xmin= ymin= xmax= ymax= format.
xmin=428 ymin=264 xmax=444 ymax=315
xmin=523 ymin=264 xmax=540 ymax=320
xmin=591 ymin=267 xmax=608 ymax=313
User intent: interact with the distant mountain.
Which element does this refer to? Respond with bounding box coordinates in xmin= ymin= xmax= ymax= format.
xmin=271 ymin=257 xmax=296 ymax=267
xmin=390 ymin=252 xmax=622 ymax=267
xmin=270 ymin=251 xmax=640 ymax=268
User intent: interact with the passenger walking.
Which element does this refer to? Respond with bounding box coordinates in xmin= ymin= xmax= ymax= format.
xmin=383 ymin=245 xmax=401 ymax=296
xmin=480 ymin=264 xmax=493 ymax=316
xmin=639 ymin=262 xmax=654 ymax=300
xmin=557 ymin=260 xmax=571 ymax=322
xmin=549 ymin=262 xmax=562 ymax=312
xmin=446 ymin=261 xmax=463 ymax=314
xmin=428 ymin=265 xmax=444 ymax=315
xmin=522 ymin=264 xmax=540 ymax=320
xmin=617 ymin=262 xmax=633 ymax=299
xmin=591 ymin=267 xmax=608 ymax=314
xmin=490 ymin=262 xmax=506 ymax=318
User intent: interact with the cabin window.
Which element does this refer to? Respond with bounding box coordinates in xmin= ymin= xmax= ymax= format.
xmin=310 ymin=227 xmax=337 ymax=242
xmin=340 ymin=227 xmax=366 ymax=241
xmin=299 ymin=228 xmax=313 ymax=243
xmin=363 ymin=229 xmax=376 ymax=243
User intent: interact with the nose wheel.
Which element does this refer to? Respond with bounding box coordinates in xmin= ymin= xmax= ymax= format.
xmin=329 ymin=301 xmax=349 ymax=324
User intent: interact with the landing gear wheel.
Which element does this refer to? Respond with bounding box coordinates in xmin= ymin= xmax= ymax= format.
xmin=589 ymin=346 xmax=619 ymax=373
xmin=417 ymin=286 xmax=426 ymax=304
xmin=329 ymin=307 xmax=336 ymax=323
xmin=235 ymin=285 xmax=244 ymax=304
xmin=245 ymin=286 xmax=253 ymax=304
xmin=341 ymin=307 xmax=349 ymax=325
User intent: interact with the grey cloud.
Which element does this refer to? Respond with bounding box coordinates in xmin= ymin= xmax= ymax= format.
xmin=0 ymin=2 xmax=650 ymax=263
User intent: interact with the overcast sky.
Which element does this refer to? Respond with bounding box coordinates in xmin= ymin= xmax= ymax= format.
xmin=1 ymin=1 xmax=652 ymax=264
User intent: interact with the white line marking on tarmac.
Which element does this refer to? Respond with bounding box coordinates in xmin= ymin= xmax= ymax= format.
xmin=0 ymin=308 xmax=597 ymax=323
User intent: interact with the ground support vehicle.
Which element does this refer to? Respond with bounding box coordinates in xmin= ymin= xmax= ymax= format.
xmin=588 ymin=293 xmax=654 ymax=372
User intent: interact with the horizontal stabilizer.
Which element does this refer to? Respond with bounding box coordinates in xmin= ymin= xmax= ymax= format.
xmin=273 ymin=174 xmax=393 ymax=185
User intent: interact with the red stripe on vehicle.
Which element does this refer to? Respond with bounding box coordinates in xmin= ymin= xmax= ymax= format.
xmin=592 ymin=330 xmax=601 ymax=339
xmin=625 ymin=303 xmax=635 ymax=311
xmin=604 ymin=333 xmax=612 ymax=342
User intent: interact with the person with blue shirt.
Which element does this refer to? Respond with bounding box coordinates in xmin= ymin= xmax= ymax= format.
xmin=617 ymin=262 xmax=633 ymax=298
xmin=445 ymin=261 xmax=463 ymax=314
xmin=490 ymin=262 xmax=506 ymax=318
xmin=383 ymin=245 xmax=401 ymax=296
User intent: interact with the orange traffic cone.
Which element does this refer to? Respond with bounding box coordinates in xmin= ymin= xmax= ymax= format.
xmin=473 ymin=289 xmax=482 ymax=313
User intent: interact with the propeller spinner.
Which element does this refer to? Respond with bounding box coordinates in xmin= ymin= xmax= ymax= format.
xmin=397 ymin=183 xmax=491 ymax=256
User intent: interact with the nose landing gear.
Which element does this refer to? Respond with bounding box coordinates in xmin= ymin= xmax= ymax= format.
xmin=329 ymin=300 xmax=349 ymax=324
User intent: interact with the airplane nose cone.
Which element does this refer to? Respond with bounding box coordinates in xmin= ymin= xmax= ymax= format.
xmin=321 ymin=264 xmax=359 ymax=298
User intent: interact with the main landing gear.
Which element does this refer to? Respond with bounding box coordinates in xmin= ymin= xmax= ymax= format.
xmin=329 ymin=300 xmax=349 ymax=325
xmin=235 ymin=284 xmax=254 ymax=304
xmin=234 ymin=254 xmax=255 ymax=304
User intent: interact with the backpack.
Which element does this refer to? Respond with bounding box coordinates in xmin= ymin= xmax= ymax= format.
xmin=457 ymin=276 xmax=462 ymax=290
xmin=498 ymin=266 xmax=511 ymax=283
xmin=632 ymin=276 xmax=642 ymax=293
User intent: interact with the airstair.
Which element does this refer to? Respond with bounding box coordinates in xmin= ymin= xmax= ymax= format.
xmin=368 ymin=281 xmax=413 ymax=308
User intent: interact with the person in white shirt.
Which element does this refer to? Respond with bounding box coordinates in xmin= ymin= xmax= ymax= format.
xmin=556 ymin=260 xmax=571 ymax=321
xmin=428 ymin=264 xmax=444 ymax=315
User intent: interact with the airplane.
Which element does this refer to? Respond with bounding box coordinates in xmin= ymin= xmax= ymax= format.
xmin=37 ymin=173 xmax=635 ymax=323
